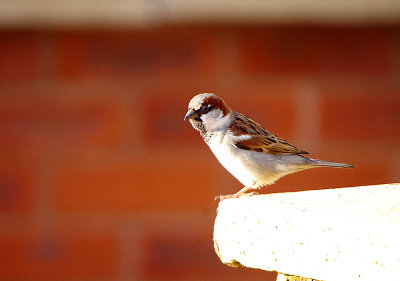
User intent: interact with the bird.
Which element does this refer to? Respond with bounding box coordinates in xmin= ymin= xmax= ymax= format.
xmin=184 ymin=93 xmax=354 ymax=199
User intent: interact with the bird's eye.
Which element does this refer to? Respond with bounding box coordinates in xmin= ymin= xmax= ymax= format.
xmin=201 ymin=104 xmax=212 ymax=114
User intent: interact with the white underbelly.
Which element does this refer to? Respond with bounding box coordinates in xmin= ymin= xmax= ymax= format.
xmin=207 ymin=136 xmax=293 ymax=188
xmin=208 ymin=142 xmax=256 ymax=186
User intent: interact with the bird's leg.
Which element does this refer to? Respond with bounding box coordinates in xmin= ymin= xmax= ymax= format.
xmin=232 ymin=184 xmax=256 ymax=197
xmin=218 ymin=182 xmax=258 ymax=200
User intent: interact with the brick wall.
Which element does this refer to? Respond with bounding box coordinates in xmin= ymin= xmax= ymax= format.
xmin=0 ymin=25 xmax=399 ymax=281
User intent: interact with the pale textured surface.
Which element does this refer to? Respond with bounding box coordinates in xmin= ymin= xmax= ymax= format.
xmin=214 ymin=183 xmax=400 ymax=281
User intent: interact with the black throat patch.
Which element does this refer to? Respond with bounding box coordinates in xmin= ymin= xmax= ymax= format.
xmin=190 ymin=119 xmax=212 ymax=143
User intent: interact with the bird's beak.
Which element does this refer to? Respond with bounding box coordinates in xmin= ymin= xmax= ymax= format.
xmin=184 ymin=108 xmax=198 ymax=121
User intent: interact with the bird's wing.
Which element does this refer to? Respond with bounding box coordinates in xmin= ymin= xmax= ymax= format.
xmin=230 ymin=112 xmax=309 ymax=155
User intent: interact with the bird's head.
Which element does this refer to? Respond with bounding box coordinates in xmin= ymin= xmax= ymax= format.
xmin=184 ymin=93 xmax=231 ymax=133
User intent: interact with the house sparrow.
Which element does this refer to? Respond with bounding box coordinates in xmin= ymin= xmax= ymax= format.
xmin=184 ymin=93 xmax=354 ymax=199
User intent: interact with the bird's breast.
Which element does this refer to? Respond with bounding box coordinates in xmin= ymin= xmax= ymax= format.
xmin=207 ymin=133 xmax=298 ymax=188
xmin=207 ymin=134 xmax=256 ymax=186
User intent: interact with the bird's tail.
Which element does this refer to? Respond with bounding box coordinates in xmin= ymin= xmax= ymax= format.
xmin=310 ymin=159 xmax=355 ymax=168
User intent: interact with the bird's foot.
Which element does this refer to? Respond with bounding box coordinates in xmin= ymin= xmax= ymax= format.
xmin=246 ymin=191 xmax=259 ymax=196
xmin=215 ymin=191 xmax=259 ymax=201
xmin=215 ymin=194 xmax=235 ymax=201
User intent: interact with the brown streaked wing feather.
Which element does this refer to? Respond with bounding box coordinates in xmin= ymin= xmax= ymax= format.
xmin=230 ymin=112 xmax=309 ymax=155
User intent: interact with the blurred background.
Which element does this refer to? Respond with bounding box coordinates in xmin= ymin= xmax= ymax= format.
xmin=0 ymin=1 xmax=400 ymax=280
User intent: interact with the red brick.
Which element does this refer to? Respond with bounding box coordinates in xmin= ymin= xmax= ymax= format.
xmin=239 ymin=26 xmax=392 ymax=75
xmin=143 ymin=233 xmax=274 ymax=280
xmin=56 ymin=159 xmax=216 ymax=212
xmin=321 ymin=94 xmax=400 ymax=140
xmin=57 ymin=29 xmax=217 ymax=80
xmin=0 ymin=233 xmax=117 ymax=281
xmin=0 ymin=32 xmax=38 ymax=82
xmin=0 ymin=95 xmax=122 ymax=148
xmin=0 ymin=147 xmax=35 ymax=213
xmin=0 ymin=166 xmax=34 ymax=214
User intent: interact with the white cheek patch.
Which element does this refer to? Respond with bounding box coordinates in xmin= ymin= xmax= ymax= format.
xmin=207 ymin=108 xmax=223 ymax=119
xmin=201 ymin=109 xmax=231 ymax=131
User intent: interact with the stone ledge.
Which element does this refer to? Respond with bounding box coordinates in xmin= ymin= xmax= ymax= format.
xmin=213 ymin=183 xmax=400 ymax=281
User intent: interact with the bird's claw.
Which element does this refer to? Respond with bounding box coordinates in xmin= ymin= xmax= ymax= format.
xmin=215 ymin=191 xmax=259 ymax=201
